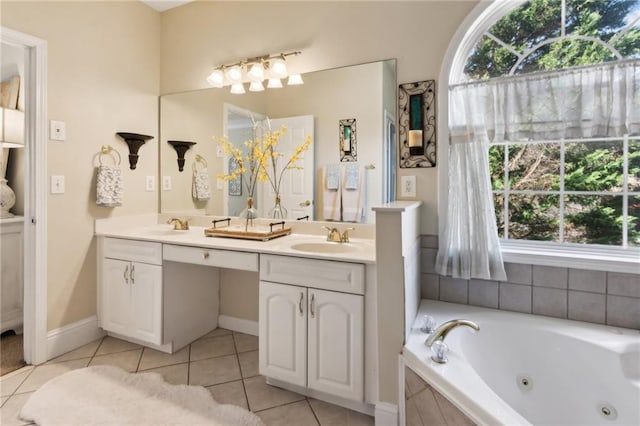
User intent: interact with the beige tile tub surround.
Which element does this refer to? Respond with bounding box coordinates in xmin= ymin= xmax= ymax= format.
xmin=0 ymin=329 xmax=373 ymax=426
xmin=404 ymin=367 xmax=474 ymax=426
xmin=421 ymin=235 xmax=640 ymax=329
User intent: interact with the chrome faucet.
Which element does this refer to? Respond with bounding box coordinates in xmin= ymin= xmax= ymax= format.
xmin=425 ymin=319 xmax=479 ymax=364
xmin=167 ymin=218 xmax=190 ymax=230
xmin=322 ymin=226 xmax=355 ymax=243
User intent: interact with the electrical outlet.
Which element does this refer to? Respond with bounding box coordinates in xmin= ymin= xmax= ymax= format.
xmin=145 ymin=176 xmax=155 ymax=192
xmin=401 ymin=175 xmax=416 ymax=197
xmin=162 ymin=176 xmax=172 ymax=191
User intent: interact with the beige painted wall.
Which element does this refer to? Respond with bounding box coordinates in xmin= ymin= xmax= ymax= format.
xmin=1 ymin=1 xmax=161 ymax=330
xmin=161 ymin=0 xmax=479 ymax=234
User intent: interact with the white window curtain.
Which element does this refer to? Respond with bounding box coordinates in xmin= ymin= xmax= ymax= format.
xmin=436 ymin=60 xmax=639 ymax=280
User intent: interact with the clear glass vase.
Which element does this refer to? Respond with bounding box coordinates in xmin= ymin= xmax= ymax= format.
xmin=239 ymin=196 xmax=259 ymax=231
xmin=268 ymin=196 xmax=288 ymax=220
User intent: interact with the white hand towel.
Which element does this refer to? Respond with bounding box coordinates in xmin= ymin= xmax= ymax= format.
xmin=344 ymin=163 xmax=359 ymax=190
xmin=326 ymin=164 xmax=340 ymax=190
xmin=323 ymin=165 xmax=341 ymax=221
xmin=192 ymin=168 xmax=211 ymax=201
xmin=96 ymin=165 xmax=123 ymax=207
xmin=341 ymin=165 xmax=365 ymax=222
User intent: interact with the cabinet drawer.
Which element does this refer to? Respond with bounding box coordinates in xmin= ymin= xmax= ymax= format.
xmin=163 ymin=244 xmax=259 ymax=271
xmin=260 ymin=254 xmax=364 ymax=295
xmin=103 ymin=238 xmax=162 ymax=265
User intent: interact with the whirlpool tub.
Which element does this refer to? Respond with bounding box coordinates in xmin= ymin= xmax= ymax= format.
xmin=402 ymin=300 xmax=640 ymax=425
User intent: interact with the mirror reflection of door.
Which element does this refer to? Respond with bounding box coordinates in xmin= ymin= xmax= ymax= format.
xmin=257 ymin=115 xmax=315 ymax=220
xmin=224 ymin=106 xmax=315 ymax=220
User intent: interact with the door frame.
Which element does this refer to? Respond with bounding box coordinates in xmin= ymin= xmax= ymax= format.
xmin=1 ymin=26 xmax=48 ymax=365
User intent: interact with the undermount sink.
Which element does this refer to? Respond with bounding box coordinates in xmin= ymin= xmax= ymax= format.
xmin=289 ymin=241 xmax=367 ymax=254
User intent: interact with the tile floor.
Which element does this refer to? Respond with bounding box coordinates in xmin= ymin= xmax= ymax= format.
xmin=0 ymin=328 xmax=374 ymax=426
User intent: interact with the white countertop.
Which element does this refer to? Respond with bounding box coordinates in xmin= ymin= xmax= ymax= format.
xmin=95 ymin=215 xmax=376 ymax=264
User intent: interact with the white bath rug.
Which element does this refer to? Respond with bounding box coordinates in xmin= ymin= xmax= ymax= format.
xmin=20 ymin=365 xmax=264 ymax=426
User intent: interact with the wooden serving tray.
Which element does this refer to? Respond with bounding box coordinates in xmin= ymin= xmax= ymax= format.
xmin=204 ymin=225 xmax=292 ymax=241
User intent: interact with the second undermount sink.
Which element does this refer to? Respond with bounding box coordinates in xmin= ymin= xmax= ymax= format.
xmin=289 ymin=241 xmax=368 ymax=254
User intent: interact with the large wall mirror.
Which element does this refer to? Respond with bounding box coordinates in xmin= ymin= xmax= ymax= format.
xmin=160 ymin=59 xmax=397 ymax=223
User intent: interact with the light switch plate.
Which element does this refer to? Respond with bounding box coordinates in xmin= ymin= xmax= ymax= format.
xmin=216 ymin=146 xmax=224 ymax=158
xmin=50 ymin=120 xmax=66 ymax=141
xmin=217 ymin=178 xmax=223 ymax=190
xmin=401 ymin=175 xmax=416 ymax=197
xmin=50 ymin=175 xmax=65 ymax=194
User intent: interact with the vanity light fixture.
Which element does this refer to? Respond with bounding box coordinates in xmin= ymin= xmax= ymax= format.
xmin=206 ymin=51 xmax=303 ymax=94
xmin=287 ymin=74 xmax=304 ymax=85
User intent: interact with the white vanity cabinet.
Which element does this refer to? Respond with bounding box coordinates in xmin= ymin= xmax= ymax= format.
xmin=1 ymin=217 xmax=24 ymax=334
xmin=99 ymin=238 xmax=162 ymax=345
xmin=259 ymin=254 xmax=364 ymax=402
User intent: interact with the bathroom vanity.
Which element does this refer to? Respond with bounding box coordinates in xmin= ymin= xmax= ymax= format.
xmin=95 ymin=214 xmax=377 ymax=413
xmin=95 ymin=203 xmax=421 ymax=420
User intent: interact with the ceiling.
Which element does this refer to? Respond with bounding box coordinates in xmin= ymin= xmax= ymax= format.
xmin=140 ymin=0 xmax=194 ymax=12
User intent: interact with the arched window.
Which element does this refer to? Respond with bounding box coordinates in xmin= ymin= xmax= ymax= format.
xmin=438 ymin=0 xmax=639 ymax=276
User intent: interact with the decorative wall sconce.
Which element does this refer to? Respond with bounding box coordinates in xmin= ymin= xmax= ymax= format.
xmin=167 ymin=140 xmax=197 ymax=172
xmin=116 ymin=132 xmax=154 ymax=170
xmin=339 ymin=118 xmax=357 ymax=162
xmin=398 ymin=80 xmax=436 ymax=168
xmin=206 ymin=51 xmax=304 ymax=94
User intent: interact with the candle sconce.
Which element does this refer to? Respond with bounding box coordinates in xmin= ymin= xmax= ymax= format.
xmin=339 ymin=118 xmax=357 ymax=162
xmin=168 ymin=140 xmax=197 ymax=172
xmin=116 ymin=132 xmax=154 ymax=170
xmin=398 ymin=80 xmax=436 ymax=168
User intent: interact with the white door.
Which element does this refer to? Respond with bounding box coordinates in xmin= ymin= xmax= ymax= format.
xmin=129 ymin=262 xmax=162 ymax=345
xmin=101 ymin=259 xmax=131 ymax=336
xmin=259 ymin=281 xmax=307 ymax=387
xmin=259 ymin=116 xmax=315 ymax=220
xmin=307 ymin=288 xmax=364 ymax=401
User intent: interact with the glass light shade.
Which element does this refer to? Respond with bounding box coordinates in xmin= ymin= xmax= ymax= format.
xmin=287 ymin=74 xmax=304 ymax=85
xmin=249 ymin=81 xmax=264 ymax=92
xmin=267 ymin=78 xmax=283 ymax=89
xmin=225 ymin=65 xmax=243 ymax=83
xmin=206 ymin=69 xmax=225 ymax=88
xmin=230 ymin=83 xmax=246 ymax=94
xmin=247 ymin=62 xmax=265 ymax=82
xmin=269 ymin=58 xmax=288 ymax=78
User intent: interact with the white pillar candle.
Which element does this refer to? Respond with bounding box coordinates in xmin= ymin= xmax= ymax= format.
xmin=409 ymin=130 xmax=423 ymax=147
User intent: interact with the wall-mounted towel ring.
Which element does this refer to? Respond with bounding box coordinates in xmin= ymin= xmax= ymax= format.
xmin=193 ymin=154 xmax=208 ymax=170
xmin=96 ymin=145 xmax=121 ymax=166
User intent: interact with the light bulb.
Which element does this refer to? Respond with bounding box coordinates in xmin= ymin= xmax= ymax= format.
xmin=249 ymin=81 xmax=264 ymax=92
xmin=267 ymin=78 xmax=283 ymax=89
xmin=248 ymin=62 xmax=265 ymax=82
xmin=225 ymin=65 xmax=243 ymax=84
xmin=287 ymin=74 xmax=304 ymax=86
xmin=269 ymin=57 xmax=288 ymax=78
xmin=230 ymin=83 xmax=245 ymax=94
xmin=206 ymin=69 xmax=225 ymax=88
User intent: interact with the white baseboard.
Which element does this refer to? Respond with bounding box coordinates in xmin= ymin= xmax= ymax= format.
xmin=46 ymin=315 xmax=105 ymax=361
xmin=375 ymin=402 xmax=398 ymax=426
xmin=218 ymin=315 xmax=258 ymax=336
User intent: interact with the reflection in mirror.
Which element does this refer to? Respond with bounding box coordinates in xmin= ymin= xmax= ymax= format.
xmin=160 ymin=59 xmax=396 ymax=223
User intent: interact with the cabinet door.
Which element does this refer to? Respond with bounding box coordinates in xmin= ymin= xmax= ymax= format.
xmin=129 ymin=262 xmax=162 ymax=345
xmin=308 ymin=288 xmax=364 ymax=401
xmin=102 ymin=258 xmax=132 ymax=336
xmin=259 ymin=281 xmax=307 ymax=387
